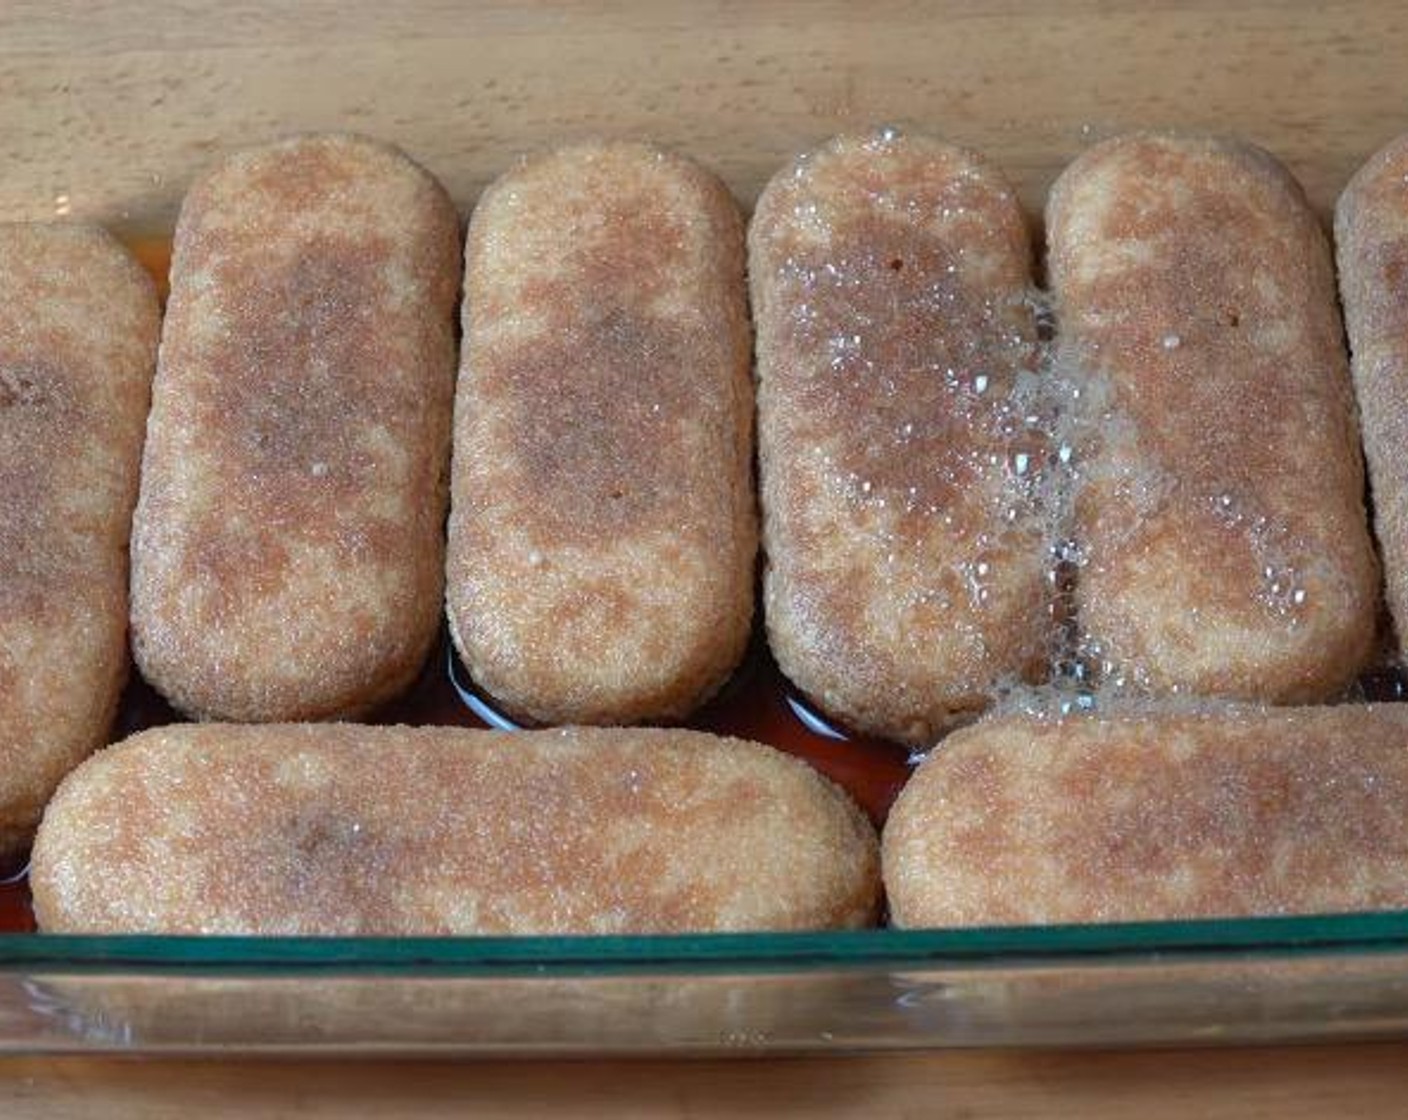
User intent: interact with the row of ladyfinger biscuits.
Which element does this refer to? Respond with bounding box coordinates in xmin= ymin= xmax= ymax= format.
xmin=12 ymin=126 xmax=1408 ymax=935
xmin=33 ymin=706 xmax=1408 ymax=933
xmin=762 ymin=130 xmax=1376 ymax=741
xmin=11 ymin=133 xmax=1394 ymax=734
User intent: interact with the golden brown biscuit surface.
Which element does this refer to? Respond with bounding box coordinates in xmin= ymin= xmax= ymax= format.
xmin=0 ymin=224 xmax=158 ymax=868
xmin=1048 ymin=134 xmax=1378 ymax=701
xmin=32 ymin=724 xmax=880 ymax=935
xmin=1337 ymin=133 xmax=1408 ymax=660
xmin=447 ymin=141 xmax=756 ymax=726
xmin=750 ymin=132 xmax=1048 ymax=744
xmin=130 ymin=134 xmax=461 ymax=722
xmin=884 ymin=706 xmax=1408 ymax=927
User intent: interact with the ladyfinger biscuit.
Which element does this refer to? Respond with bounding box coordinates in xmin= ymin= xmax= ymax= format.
xmin=749 ymin=132 xmax=1047 ymax=744
xmin=31 ymin=725 xmax=880 ymax=935
xmin=0 ymin=224 xmax=158 ymax=868
xmin=1047 ymin=134 xmax=1377 ymax=700
xmin=885 ymin=706 xmax=1408 ymax=927
xmin=447 ymin=142 xmax=755 ymax=725
xmin=131 ymin=134 xmax=461 ymax=722
xmin=1337 ymin=133 xmax=1408 ymax=661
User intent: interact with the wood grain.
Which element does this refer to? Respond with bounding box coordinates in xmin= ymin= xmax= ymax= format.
xmin=4 ymin=1046 xmax=1408 ymax=1118
xmin=2 ymin=1 xmax=1407 ymax=236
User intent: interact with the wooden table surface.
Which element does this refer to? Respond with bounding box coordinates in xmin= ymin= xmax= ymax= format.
xmin=5 ymin=1045 xmax=1408 ymax=1117
xmin=7 ymin=0 xmax=1408 ymax=231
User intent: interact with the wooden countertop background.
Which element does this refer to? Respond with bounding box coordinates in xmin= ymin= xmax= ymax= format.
xmin=7 ymin=0 xmax=1408 ymax=1111
xmin=3 ymin=0 xmax=1407 ymax=232
xmin=6 ymin=1045 xmax=1408 ymax=1117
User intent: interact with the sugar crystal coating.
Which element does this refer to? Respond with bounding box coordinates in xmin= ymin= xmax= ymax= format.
xmin=751 ymin=132 xmax=1050 ymax=744
xmin=130 ymin=134 xmax=462 ymax=722
xmin=886 ymin=705 xmax=1408 ymax=926
xmin=448 ymin=141 xmax=756 ymax=726
xmin=1048 ymin=134 xmax=1378 ymax=701
xmin=32 ymin=724 xmax=880 ymax=935
xmin=1337 ymin=131 xmax=1408 ymax=666
xmin=0 ymin=224 xmax=158 ymax=865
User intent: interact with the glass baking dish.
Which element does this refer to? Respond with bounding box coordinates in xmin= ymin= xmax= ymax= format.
xmin=7 ymin=915 xmax=1408 ymax=1054
xmin=8 ymin=0 xmax=1408 ymax=1056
